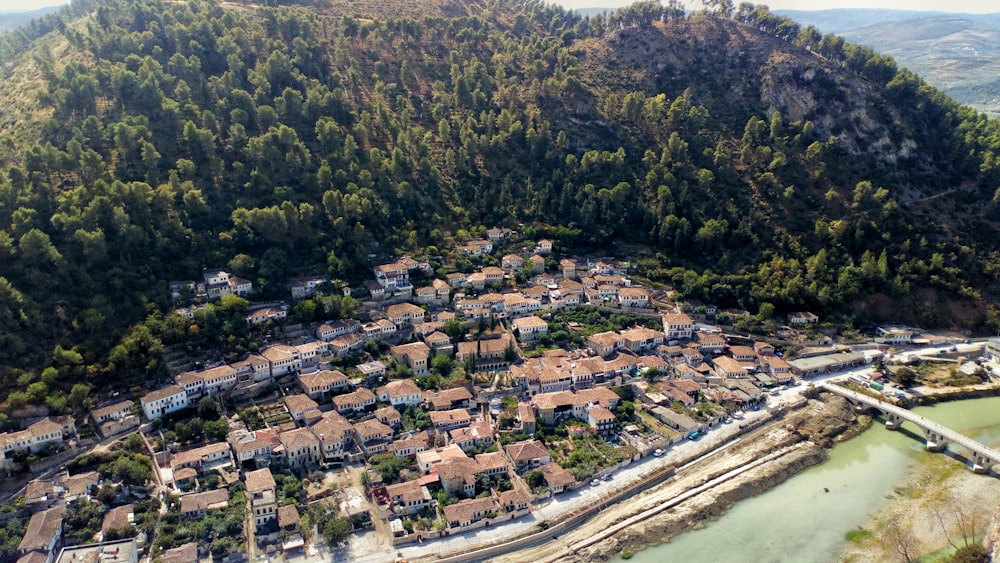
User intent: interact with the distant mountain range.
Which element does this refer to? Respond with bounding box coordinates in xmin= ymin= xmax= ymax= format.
xmin=775 ymin=9 xmax=1000 ymax=115
xmin=0 ymin=6 xmax=62 ymax=34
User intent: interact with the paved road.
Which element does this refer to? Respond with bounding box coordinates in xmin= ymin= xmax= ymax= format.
xmin=396 ymin=406 xmax=777 ymax=562
xmin=349 ymin=362 xmax=888 ymax=562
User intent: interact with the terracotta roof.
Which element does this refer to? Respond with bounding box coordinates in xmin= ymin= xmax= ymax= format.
xmin=729 ymin=345 xmax=756 ymax=357
xmin=474 ymin=451 xmax=509 ymax=473
xmin=443 ymin=496 xmax=496 ymax=525
xmin=386 ymin=479 xmax=429 ymax=504
xmin=714 ymin=356 xmax=747 ymax=374
xmin=639 ymin=355 xmax=669 ymax=370
xmin=393 ymin=436 xmax=428 ymax=454
xmin=16 ymin=551 xmax=48 ymax=563
xmin=663 ymin=313 xmax=693 ymax=325
xmin=375 ymin=406 xmax=401 ymax=421
xmin=63 ymin=471 xmax=100 ymax=498
xmin=539 ymin=463 xmax=576 ymax=487
xmin=91 ymin=400 xmax=134 ymax=421
xmin=512 ymin=316 xmax=548 ymax=330
xmin=499 ymin=488 xmax=532 ymax=509
xmin=504 ymin=440 xmax=549 ymax=462
xmin=353 ymin=419 xmax=392 ymax=441
xmin=24 ymin=480 xmax=54 ymax=503
xmin=18 ymin=506 xmax=64 ymax=552
xmin=261 ymin=344 xmax=299 ymax=362
xmin=229 ymin=429 xmax=280 ymax=455
xmin=449 ymin=420 xmax=493 ymax=445
xmin=695 ymin=332 xmax=726 ymax=345
xmin=312 ymin=412 xmax=354 ymax=446
xmin=386 ymin=302 xmax=425 ymax=318
xmin=141 ymin=384 xmax=185 ymax=403
xmin=284 ymin=394 xmax=319 ymax=414
xmin=762 ymin=355 xmax=791 ymax=370
xmin=245 ymin=468 xmax=276 ymax=493
xmin=588 ymin=331 xmax=622 ymax=348
xmin=102 ymin=503 xmax=134 ymax=532
xmin=171 ymin=441 xmax=230 ymax=468
xmin=532 ymin=388 xmax=619 ymax=411
xmin=588 ymin=405 xmax=617 ymax=422
xmin=377 ymin=378 xmax=422 ymax=399
xmin=517 ymin=403 xmax=536 ymax=423
xmin=334 ymin=387 xmax=377 ymax=409
xmin=619 ymin=287 xmax=649 ymax=298
xmin=376 ymin=261 xmax=408 ymax=274
xmin=160 ymin=542 xmax=198 ymax=563
xmin=456 ymin=335 xmax=514 ymax=357
xmin=279 ymin=427 xmax=319 ymax=451
xmin=176 ymin=364 xmax=236 ymax=385
xmin=423 ymin=386 xmax=473 ymax=410
xmin=436 ymin=458 xmax=482 ymax=481
xmin=180 ymin=489 xmax=229 ymax=514
xmin=299 ymin=369 xmax=348 ymax=389
xmin=670 ymin=379 xmax=705 ymax=393
xmin=619 ymin=327 xmax=663 ymax=341
xmin=429 ymin=409 xmax=471 ymax=426
xmin=278 ymin=505 xmax=300 ymax=528
xmin=390 ymin=341 xmax=431 ymax=359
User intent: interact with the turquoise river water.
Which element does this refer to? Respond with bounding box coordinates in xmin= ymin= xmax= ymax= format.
xmin=616 ymin=396 xmax=1000 ymax=563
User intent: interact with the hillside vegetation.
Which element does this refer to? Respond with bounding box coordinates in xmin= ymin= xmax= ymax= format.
xmin=3 ymin=0 xmax=1000 ymax=406
xmin=779 ymin=9 xmax=1000 ymax=116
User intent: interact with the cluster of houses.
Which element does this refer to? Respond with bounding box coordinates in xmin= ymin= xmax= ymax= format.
xmin=0 ymin=416 xmax=78 ymax=473
xmin=68 ymin=228 xmax=908 ymax=551
xmin=170 ymin=269 xmax=253 ymax=302
xmin=14 ymin=465 xmax=203 ymax=563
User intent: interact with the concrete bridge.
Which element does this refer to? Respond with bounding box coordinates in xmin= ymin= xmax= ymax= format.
xmin=818 ymin=382 xmax=1000 ymax=474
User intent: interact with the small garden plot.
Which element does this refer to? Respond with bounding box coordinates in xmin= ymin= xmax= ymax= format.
xmin=547 ymin=435 xmax=628 ymax=481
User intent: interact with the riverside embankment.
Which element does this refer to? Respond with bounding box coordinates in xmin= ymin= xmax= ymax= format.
xmin=486 ymin=393 xmax=866 ymax=563
xmin=618 ymin=393 xmax=1000 ymax=563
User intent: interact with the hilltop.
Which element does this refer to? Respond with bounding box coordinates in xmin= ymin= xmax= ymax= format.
xmin=2 ymin=0 xmax=1000 ymax=399
xmin=778 ymin=9 xmax=1000 ymax=115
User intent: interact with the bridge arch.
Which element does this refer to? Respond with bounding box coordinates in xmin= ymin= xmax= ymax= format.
xmin=817 ymin=383 xmax=999 ymax=474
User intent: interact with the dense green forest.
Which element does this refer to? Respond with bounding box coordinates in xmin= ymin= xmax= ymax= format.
xmin=3 ymin=0 xmax=1000 ymax=409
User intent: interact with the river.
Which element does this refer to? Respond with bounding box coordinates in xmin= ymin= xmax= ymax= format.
xmin=616 ymin=396 xmax=1000 ymax=563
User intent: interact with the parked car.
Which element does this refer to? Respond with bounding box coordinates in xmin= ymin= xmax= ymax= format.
xmin=653 ymin=448 xmax=665 ymax=457
xmin=590 ymin=479 xmax=600 ymax=487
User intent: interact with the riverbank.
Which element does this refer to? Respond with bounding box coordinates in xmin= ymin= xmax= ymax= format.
xmin=838 ymin=421 xmax=1000 ymax=562
xmin=909 ymin=382 xmax=1000 ymax=406
xmin=486 ymin=393 xmax=866 ymax=563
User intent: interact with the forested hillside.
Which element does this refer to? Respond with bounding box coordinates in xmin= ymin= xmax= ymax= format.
xmin=778 ymin=9 xmax=1000 ymax=116
xmin=3 ymin=0 xmax=1000 ymax=406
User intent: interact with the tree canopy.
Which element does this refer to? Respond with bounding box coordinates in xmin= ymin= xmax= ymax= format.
xmin=1 ymin=0 xmax=1000 ymax=404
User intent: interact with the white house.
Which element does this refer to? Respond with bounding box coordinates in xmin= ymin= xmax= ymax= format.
xmin=140 ymin=385 xmax=190 ymax=420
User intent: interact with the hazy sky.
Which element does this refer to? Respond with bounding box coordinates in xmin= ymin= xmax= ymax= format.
xmin=0 ymin=0 xmax=996 ymax=14
xmin=557 ymin=0 xmax=997 ymax=12
xmin=0 ymin=0 xmax=69 ymax=12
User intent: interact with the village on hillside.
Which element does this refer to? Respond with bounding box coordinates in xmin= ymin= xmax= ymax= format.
xmin=1 ymin=228 xmax=988 ymax=563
